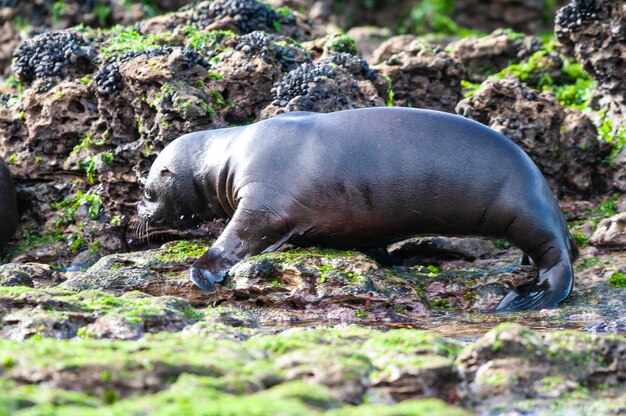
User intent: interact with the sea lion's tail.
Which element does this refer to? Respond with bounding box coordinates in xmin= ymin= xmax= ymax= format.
xmin=496 ymin=209 xmax=578 ymax=312
xmin=496 ymin=253 xmax=574 ymax=312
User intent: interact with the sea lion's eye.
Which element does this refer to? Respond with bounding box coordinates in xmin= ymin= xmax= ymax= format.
xmin=144 ymin=188 xmax=153 ymax=200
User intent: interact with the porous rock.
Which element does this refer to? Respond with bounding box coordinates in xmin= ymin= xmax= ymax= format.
xmin=374 ymin=40 xmax=464 ymax=112
xmin=555 ymin=0 xmax=626 ymax=124
xmin=456 ymin=78 xmax=602 ymax=196
xmin=591 ymin=212 xmax=626 ymax=247
xmin=448 ymin=29 xmax=543 ymax=82
xmin=453 ymin=0 xmax=567 ymax=34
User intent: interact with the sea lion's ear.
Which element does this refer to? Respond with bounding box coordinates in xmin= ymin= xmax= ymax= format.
xmin=160 ymin=165 xmax=176 ymax=176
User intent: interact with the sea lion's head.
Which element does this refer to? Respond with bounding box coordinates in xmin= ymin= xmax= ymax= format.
xmin=138 ymin=137 xmax=208 ymax=230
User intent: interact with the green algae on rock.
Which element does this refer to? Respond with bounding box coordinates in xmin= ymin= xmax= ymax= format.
xmin=0 ymin=325 xmax=623 ymax=414
xmin=0 ymin=286 xmax=202 ymax=340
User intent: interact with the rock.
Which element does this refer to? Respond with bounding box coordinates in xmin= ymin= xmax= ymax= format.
xmin=138 ymin=0 xmax=314 ymax=41
xmin=388 ymin=237 xmax=496 ymax=263
xmin=374 ymin=40 xmax=463 ymax=112
xmin=370 ymin=34 xmax=416 ymax=64
xmin=182 ymin=321 xmax=253 ymax=341
xmin=260 ymin=55 xmax=387 ymax=117
xmin=456 ymin=78 xmax=603 ymax=196
xmin=457 ymin=323 xmax=626 ymax=409
xmin=217 ymin=31 xmax=311 ymax=123
xmin=1 ymin=312 xmax=78 ymax=340
xmin=453 ymin=0 xmax=566 ymax=34
xmin=0 ymin=20 xmax=23 ymax=78
xmin=555 ymin=0 xmax=626 ymax=124
xmin=202 ymin=306 xmax=260 ymax=328
xmin=275 ymin=345 xmax=371 ymax=403
xmin=8 ymin=81 xmax=99 ymax=177
xmin=84 ymin=315 xmax=144 ymax=340
xmin=448 ymin=29 xmax=542 ymax=82
xmin=60 ymin=242 xmax=538 ymax=318
xmin=613 ymin=147 xmax=626 ymax=193
xmin=560 ymin=108 xmax=606 ymax=193
xmin=0 ymin=285 xmax=202 ymax=340
xmin=362 ymin=330 xmax=461 ymax=402
xmin=0 ymin=264 xmax=33 ymax=287
xmin=0 ymin=263 xmax=59 ymax=287
xmin=346 ymin=26 xmax=392 ymax=62
xmin=591 ymin=212 xmax=626 ymax=247
xmin=0 ymin=323 xmax=622 ymax=413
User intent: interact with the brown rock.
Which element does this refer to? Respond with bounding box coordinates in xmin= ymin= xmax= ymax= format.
xmin=388 ymin=237 xmax=496 ymax=263
xmin=6 ymin=81 xmax=98 ymax=178
xmin=260 ymin=56 xmax=387 ymax=118
xmin=456 ymin=78 xmax=602 ymax=195
xmin=612 ymin=146 xmax=626 ymax=192
xmin=590 ymin=212 xmax=626 ymax=247
xmin=346 ymin=26 xmax=392 ymax=63
xmin=371 ymin=35 xmax=417 ymax=64
xmin=555 ymin=0 xmax=626 ymax=124
xmin=85 ymin=316 xmax=144 ymax=340
xmin=453 ymin=0 xmax=566 ymax=34
xmin=1 ymin=312 xmax=78 ymax=341
xmin=448 ymin=29 xmax=542 ymax=82
xmin=0 ymin=21 xmax=23 ymax=78
xmin=374 ymin=41 xmax=463 ymax=112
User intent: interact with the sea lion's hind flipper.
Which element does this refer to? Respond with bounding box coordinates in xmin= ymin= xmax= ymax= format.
xmin=519 ymin=253 xmax=532 ymax=266
xmin=495 ymin=258 xmax=573 ymax=312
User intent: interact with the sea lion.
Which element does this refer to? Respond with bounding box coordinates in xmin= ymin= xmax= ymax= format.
xmin=0 ymin=157 xmax=18 ymax=248
xmin=138 ymin=107 xmax=578 ymax=312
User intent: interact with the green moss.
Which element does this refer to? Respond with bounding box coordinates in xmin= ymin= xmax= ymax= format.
xmin=100 ymin=30 xmax=169 ymax=60
xmin=428 ymin=299 xmax=451 ymax=309
xmin=210 ymin=89 xmax=229 ymax=110
xmin=597 ymin=116 xmax=626 ymax=164
xmin=5 ymin=153 xmax=18 ymax=165
xmin=53 ymin=190 xmax=104 ymax=225
xmin=574 ymin=256 xmax=602 ymax=272
xmin=324 ymin=33 xmax=359 ymax=55
xmin=363 ymin=329 xmax=461 ymax=357
xmin=0 ymin=379 xmax=101 ymax=413
xmin=354 ymin=309 xmax=367 ymax=318
xmin=3 ymin=228 xmax=65 ymax=259
xmin=93 ymin=0 xmax=111 ymax=27
xmin=607 ymin=271 xmax=626 ymax=288
xmin=383 ymin=74 xmax=395 ymax=106
xmin=585 ymin=196 xmax=619 ymax=226
xmin=69 ymin=132 xmax=112 ymax=183
xmin=331 ymin=398 xmax=469 ymax=416
xmin=276 ymin=6 xmax=295 ymax=20
xmin=572 ymin=230 xmax=589 ymax=247
xmin=183 ymin=27 xmax=235 ymax=53
xmin=52 ymin=0 xmax=65 ymax=26
xmin=397 ymin=0 xmax=477 ymax=36
xmin=493 ymin=46 xmax=595 ymax=110
xmin=461 ymin=79 xmax=481 ymax=98
xmin=156 ymin=240 xmax=207 ymax=263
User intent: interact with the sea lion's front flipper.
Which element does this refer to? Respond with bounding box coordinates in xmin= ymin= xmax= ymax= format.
xmin=190 ymin=205 xmax=292 ymax=292
xmin=496 ymin=255 xmax=573 ymax=312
